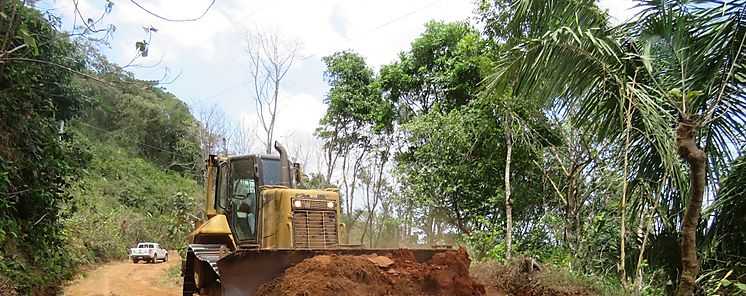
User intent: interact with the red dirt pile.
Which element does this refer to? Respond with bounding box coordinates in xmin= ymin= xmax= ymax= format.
xmin=255 ymin=247 xmax=485 ymax=296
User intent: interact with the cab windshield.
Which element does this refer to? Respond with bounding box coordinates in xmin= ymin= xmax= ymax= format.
xmin=260 ymin=158 xmax=282 ymax=185
xmin=230 ymin=159 xmax=258 ymax=242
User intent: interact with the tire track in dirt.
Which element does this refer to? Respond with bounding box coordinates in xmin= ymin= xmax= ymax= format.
xmin=63 ymin=251 xmax=181 ymax=296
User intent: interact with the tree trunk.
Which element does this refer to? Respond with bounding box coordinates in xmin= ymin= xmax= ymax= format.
xmin=619 ymin=98 xmax=633 ymax=284
xmin=323 ymin=132 xmax=339 ymax=188
xmin=675 ymin=117 xmax=706 ymax=296
xmin=341 ymin=152 xmax=352 ymax=243
xmin=566 ymin=169 xmax=577 ymax=250
xmin=369 ymin=156 xmax=386 ymax=247
xmin=504 ymin=111 xmax=513 ymax=261
xmin=634 ymin=169 xmax=666 ymax=296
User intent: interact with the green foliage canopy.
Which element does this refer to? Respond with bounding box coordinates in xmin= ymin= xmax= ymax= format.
xmin=0 ymin=1 xmax=91 ymax=291
xmin=379 ymin=21 xmax=494 ymax=122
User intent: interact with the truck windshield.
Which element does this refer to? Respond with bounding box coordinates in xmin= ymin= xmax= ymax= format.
xmin=261 ymin=158 xmax=282 ymax=185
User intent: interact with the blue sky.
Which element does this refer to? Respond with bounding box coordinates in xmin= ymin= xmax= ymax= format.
xmin=36 ymin=0 xmax=636 ymax=161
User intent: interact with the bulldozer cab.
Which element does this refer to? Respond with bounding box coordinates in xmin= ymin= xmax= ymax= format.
xmin=213 ymin=154 xmax=295 ymax=246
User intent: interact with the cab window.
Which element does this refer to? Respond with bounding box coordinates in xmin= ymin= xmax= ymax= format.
xmin=230 ymin=159 xmax=258 ymax=242
xmin=260 ymin=158 xmax=282 ymax=185
xmin=208 ymin=165 xmax=218 ymax=211
xmin=216 ymin=163 xmax=229 ymax=211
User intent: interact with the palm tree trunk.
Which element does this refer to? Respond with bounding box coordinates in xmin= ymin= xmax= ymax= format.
xmin=619 ymin=98 xmax=633 ymax=284
xmin=675 ymin=117 xmax=706 ymax=296
xmin=504 ymin=111 xmax=513 ymax=261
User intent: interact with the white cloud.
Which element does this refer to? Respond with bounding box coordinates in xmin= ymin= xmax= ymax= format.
xmin=239 ymin=89 xmax=326 ymax=148
xmin=599 ymin=0 xmax=640 ymax=25
xmin=329 ymin=4 xmax=351 ymax=39
xmin=292 ymin=0 xmax=474 ymax=68
xmin=275 ymin=90 xmax=327 ymax=137
xmin=115 ymin=1 xmax=235 ymax=63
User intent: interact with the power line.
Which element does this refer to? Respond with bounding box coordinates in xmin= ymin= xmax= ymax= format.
xmin=129 ymin=0 xmax=215 ymax=22
xmin=144 ymin=0 xmax=280 ymax=77
xmin=300 ymin=0 xmax=445 ymax=61
xmin=203 ymin=81 xmax=249 ymax=100
xmin=77 ymin=121 xmax=173 ymax=153
xmin=188 ymin=80 xmax=251 ymax=107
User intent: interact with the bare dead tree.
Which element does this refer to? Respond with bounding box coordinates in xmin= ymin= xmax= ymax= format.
xmin=285 ymin=134 xmax=319 ymax=173
xmin=244 ymin=26 xmax=299 ymax=154
xmin=229 ymin=119 xmax=256 ymax=155
xmin=194 ymin=103 xmax=228 ymax=159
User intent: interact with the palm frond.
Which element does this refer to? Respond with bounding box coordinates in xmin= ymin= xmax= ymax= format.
xmin=625 ymin=0 xmax=746 ymax=193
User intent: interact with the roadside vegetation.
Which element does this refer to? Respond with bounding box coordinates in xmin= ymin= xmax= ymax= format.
xmin=0 ymin=2 xmax=201 ymax=293
xmin=310 ymin=1 xmax=746 ymax=295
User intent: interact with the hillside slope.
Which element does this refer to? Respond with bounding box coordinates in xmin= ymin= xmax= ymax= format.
xmin=0 ymin=2 xmax=205 ymax=292
xmin=63 ymin=139 xmax=201 ymax=265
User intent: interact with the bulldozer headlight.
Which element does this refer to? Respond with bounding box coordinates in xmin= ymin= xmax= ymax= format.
xmin=326 ymin=201 xmax=335 ymax=209
xmin=293 ymin=200 xmax=302 ymax=208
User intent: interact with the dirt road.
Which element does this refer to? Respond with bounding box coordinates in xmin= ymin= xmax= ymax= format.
xmin=63 ymin=251 xmax=181 ymax=296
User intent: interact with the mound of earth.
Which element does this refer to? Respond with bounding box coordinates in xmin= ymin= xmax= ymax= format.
xmin=255 ymin=247 xmax=485 ymax=296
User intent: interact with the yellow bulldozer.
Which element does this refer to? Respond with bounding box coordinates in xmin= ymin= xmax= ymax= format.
xmin=183 ymin=142 xmax=446 ymax=296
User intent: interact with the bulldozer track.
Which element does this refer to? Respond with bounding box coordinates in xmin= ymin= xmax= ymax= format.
xmin=183 ymin=244 xmax=224 ymax=296
xmin=190 ymin=244 xmax=224 ymax=276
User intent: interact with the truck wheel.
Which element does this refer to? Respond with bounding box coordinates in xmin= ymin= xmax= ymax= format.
xmin=132 ymin=258 xmax=138 ymax=264
xmin=152 ymin=256 xmax=158 ymax=263
xmin=164 ymin=254 xmax=169 ymax=262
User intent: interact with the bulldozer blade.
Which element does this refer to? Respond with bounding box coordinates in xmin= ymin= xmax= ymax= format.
xmin=218 ymin=248 xmax=447 ymax=296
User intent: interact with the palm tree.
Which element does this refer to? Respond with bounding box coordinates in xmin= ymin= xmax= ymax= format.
xmin=705 ymin=149 xmax=746 ymax=267
xmin=487 ymin=0 xmax=746 ymax=294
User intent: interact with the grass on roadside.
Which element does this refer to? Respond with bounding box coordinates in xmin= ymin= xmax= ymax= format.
xmin=470 ymin=259 xmax=626 ymax=296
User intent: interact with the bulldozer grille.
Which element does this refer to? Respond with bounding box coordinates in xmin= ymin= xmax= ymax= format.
xmin=292 ymin=210 xmax=338 ymax=248
xmin=304 ymin=199 xmax=332 ymax=210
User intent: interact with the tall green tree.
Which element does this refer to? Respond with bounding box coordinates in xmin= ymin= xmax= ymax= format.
xmin=376 ymin=21 xmax=499 ymax=244
xmin=316 ymin=50 xmax=390 ymax=243
xmin=379 ymin=20 xmax=493 ymax=121
xmin=398 ymin=96 xmax=553 ymax=249
xmin=487 ymin=0 xmax=746 ymax=294
xmin=0 ymin=1 xmax=91 ymax=292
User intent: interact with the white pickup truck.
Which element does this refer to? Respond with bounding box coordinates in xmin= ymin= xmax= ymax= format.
xmin=129 ymin=242 xmax=168 ymax=264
